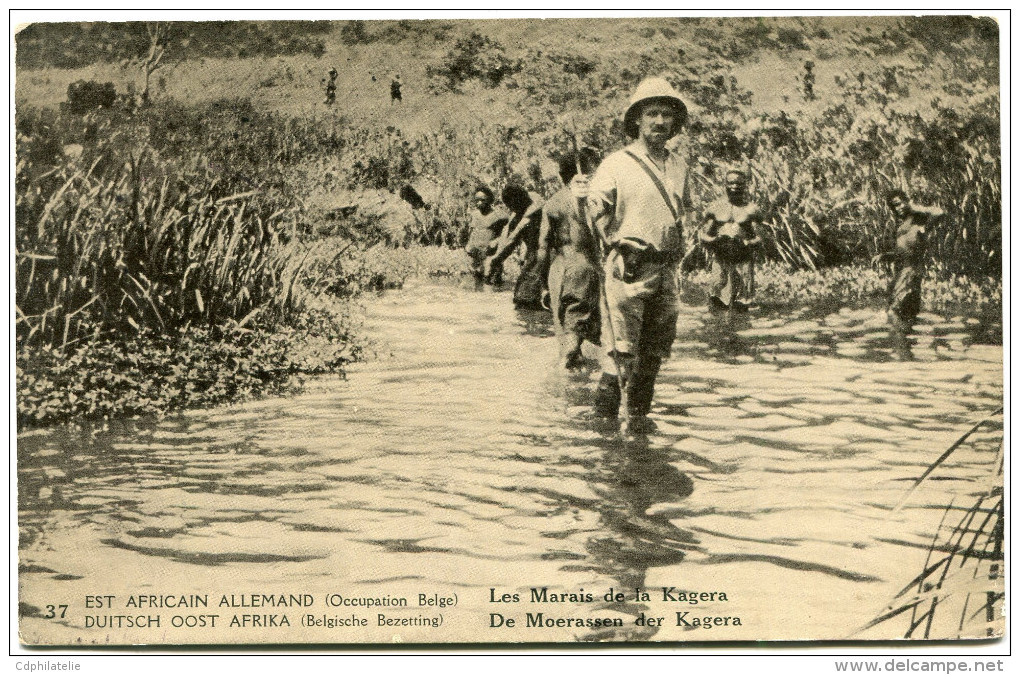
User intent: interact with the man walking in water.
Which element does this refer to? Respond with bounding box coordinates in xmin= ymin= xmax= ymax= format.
xmin=537 ymin=148 xmax=603 ymax=370
xmin=583 ymin=77 xmax=691 ymax=430
xmin=700 ymin=168 xmax=762 ymax=312
xmin=873 ymin=190 xmax=943 ymax=342
xmin=486 ymin=184 xmax=546 ymax=310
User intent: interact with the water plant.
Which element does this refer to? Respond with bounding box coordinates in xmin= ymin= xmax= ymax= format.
xmin=857 ymin=409 xmax=1004 ymax=639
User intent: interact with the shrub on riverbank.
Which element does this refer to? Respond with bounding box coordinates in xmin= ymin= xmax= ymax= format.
xmin=16 ymin=305 xmax=361 ymax=427
xmin=14 ymin=99 xmax=369 ymax=428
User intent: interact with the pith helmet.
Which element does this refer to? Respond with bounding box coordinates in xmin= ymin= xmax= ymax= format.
xmin=623 ymin=77 xmax=688 ymax=139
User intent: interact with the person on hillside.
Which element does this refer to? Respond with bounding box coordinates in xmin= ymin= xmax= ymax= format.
xmin=700 ymin=168 xmax=762 ymax=312
xmin=872 ymin=190 xmax=943 ymax=334
xmin=390 ymin=76 xmax=403 ymax=104
xmin=802 ymin=60 xmax=816 ymax=101
xmin=465 ymin=186 xmax=510 ymax=287
xmin=537 ymin=148 xmax=603 ymax=370
xmin=580 ymin=77 xmax=692 ymax=430
xmin=323 ymin=67 xmax=338 ymax=106
xmin=486 ymin=184 xmax=547 ymax=310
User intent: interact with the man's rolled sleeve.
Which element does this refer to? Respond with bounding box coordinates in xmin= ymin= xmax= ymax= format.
xmin=587 ymin=168 xmax=617 ymax=241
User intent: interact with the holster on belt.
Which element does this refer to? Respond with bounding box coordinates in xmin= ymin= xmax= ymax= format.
xmin=612 ymin=238 xmax=678 ymax=281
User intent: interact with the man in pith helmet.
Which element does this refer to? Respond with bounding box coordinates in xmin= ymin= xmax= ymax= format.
xmin=581 ymin=77 xmax=692 ymax=430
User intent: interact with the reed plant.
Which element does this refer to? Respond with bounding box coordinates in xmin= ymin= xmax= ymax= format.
xmin=858 ymin=410 xmax=1004 ymax=639
xmin=16 ymin=138 xmax=307 ymax=350
xmin=14 ymin=102 xmax=366 ymax=426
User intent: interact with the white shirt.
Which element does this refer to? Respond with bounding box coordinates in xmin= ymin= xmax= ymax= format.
xmin=587 ymin=141 xmax=691 ymax=253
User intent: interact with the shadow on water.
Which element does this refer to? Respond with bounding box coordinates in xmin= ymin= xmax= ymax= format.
xmin=529 ymin=380 xmax=700 ymax=640
xmin=532 ymin=287 xmax=1001 ymax=639
xmin=690 ymin=301 xmax=994 ymax=366
xmin=18 ymin=421 xmax=182 ymax=547
xmin=701 ymin=310 xmax=755 ymax=359
xmin=583 ymin=437 xmax=698 ymax=640
xmin=17 ymin=416 xmax=312 ymax=556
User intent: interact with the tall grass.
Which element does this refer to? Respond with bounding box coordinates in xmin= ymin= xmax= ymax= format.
xmin=16 ymin=135 xmax=308 ymax=350
xmin=428 ymin=58 xmax=1000 ymax=277
xmin=858 ymin=410 xmax=1004 ymax=639
xmin=678 ymin=86 xmax=1001 ymax=275
xmin=14 ymin=103 xmax=372 ymax=426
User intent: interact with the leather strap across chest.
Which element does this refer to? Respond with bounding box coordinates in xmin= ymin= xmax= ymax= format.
xmin=624 ymin=150 xmax=679 ymax=223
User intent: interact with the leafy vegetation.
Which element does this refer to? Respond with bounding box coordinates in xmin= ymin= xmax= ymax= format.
xmin=16 ymin=106 xmax=305 ymax=349
xmin=15 ymin=95 xmax=355 ymax=426
xmin=427 ymin=32 xmax=522 ymax=91
xmin=17 ymin=308 xmax=361 ymax=427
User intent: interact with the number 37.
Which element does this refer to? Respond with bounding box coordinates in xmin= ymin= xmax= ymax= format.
xmin=44 ymin=605 xmax=68 ymax=619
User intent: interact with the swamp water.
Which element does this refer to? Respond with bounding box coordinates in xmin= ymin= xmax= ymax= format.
xmin=18 ymin=279 xmax=1003 ymax=644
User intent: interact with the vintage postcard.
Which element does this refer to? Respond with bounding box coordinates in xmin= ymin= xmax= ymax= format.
xmin=13 ymin=12 xmax=1005 ymax=649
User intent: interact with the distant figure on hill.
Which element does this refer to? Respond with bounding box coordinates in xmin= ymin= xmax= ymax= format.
xmin=390 ymin=76 xmax=403 ymax=104
xmin=465 ymin=186 xmax=510 ymax=287
xmin=537 ymin=148 xmax=604 ymax=370
xmin=802 ymin=61 xmax=816 ymax=101
xmin=700 ymin=169 xmax=762 ymax=312
xmin=486 ymin=184 xmax=546 ymax=310
xmin=872 ymin=190 xmax=944 ymax=337
xmin=323 ymin=67 xmax=338 ymax=106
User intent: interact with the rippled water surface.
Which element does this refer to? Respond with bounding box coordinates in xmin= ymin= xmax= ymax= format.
xmin=18 ymin=279 xmax=1003 ymax=644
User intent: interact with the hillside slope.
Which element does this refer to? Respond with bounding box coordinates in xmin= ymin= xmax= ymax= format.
xmin=15 ymin=16 xmax=999 ymax=132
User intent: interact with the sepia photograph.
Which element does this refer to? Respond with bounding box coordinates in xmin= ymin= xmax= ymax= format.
xmin=11 ymin=10 xmax=1006 ymax=657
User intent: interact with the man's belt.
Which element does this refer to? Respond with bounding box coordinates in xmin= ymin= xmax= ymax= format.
xmin=611 ymin=239 xmax=679 ymax=281
xmin=612 ymin=240 xmax=678 ymax=265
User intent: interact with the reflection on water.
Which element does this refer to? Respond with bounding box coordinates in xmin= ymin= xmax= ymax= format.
xmin=18 ymin=278 xmax=1003 ymax=643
